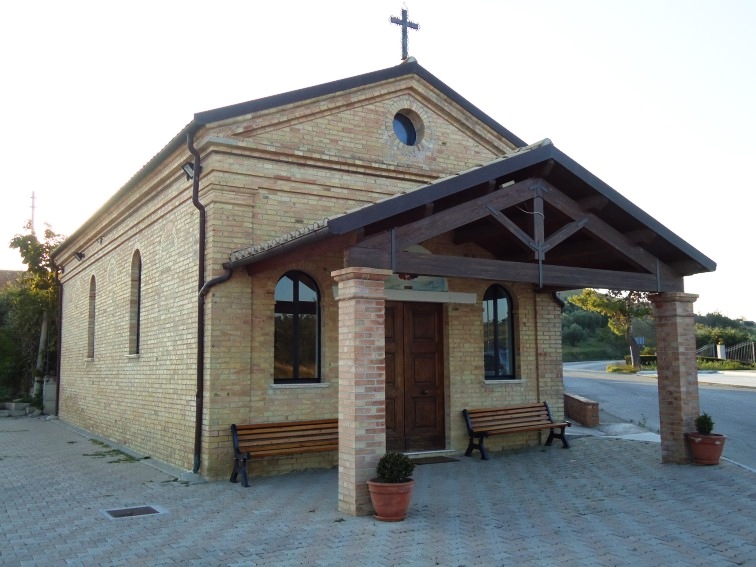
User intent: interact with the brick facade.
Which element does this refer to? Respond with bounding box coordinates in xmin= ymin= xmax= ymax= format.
xmin=55 ymin=67 xmax=580 ymax=507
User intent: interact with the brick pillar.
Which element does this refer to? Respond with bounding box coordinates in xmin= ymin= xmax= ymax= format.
xmin=332 ymin=267 xmax=392 ymax=516
xmin=534 ymin=292 xmax=566 ymax=418
xmin=650 ymin=292 xmax=699 ymax=464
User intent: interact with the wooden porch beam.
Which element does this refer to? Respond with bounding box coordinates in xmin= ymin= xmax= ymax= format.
xmin=486 ymin=205 xmax=534 ymax=250
xmin=392 ymin=179 xmax=538 ymax=250
xmin=532 ymin=192 xmax=545 ymax=261
xmin=344 ymin=248 xmax=684 ymax=292
xmin=540 ymin=182 xmax=678 ymax=280
xmin=543 ymin=218 xmax=588 ymax=253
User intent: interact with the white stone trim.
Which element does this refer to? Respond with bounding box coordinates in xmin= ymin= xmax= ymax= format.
xmin=332 ymin=286 xmax=476 ymax=304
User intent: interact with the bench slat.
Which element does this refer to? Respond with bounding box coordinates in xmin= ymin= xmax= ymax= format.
xmin=482 ymin=422 xmax=567 ymax=434
xmin=236 ymin=419 xmax=338 ymax=432
xmin=471 ymin=413 xmax=549 ymax=424
xmin=465 ymin=402 xmax=555 ymax=413
xmin=236 ymin=427 xmax=338 ymax=442
xmin=237 ymin=434 xmax=339 ymax=451
xmin=245 ymin=442 xmax=338 ymax=457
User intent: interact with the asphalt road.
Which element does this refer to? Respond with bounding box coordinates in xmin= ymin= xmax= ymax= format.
xmin=564 ymin=361 xmax=756 ymax=471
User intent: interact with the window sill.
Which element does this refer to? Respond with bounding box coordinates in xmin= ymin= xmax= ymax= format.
xmin=271 ymin=382 xmax=331 ymax=390
xmin=125 ymin=354 xmax=140 ymax=360
xmin=484 ymin=378 xmax=524 ymax=385
xmin=84 ymin=357 xmax=94 ymax=363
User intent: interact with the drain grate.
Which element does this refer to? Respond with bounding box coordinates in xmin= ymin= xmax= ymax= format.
xmin=103 ymin=505 xmax=165 ymax=519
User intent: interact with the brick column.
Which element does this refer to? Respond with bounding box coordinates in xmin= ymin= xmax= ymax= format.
xmin=534 ymin=292 xmax=566 ymax=419
xmin=650 ymin=292 xmax=699 ymax=464
xmin=332 ymin=267 xmax=392 ymax=516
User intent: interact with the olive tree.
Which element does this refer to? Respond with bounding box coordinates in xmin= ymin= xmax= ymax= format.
xmin=568 ymin=289 xmax=652 ymax=368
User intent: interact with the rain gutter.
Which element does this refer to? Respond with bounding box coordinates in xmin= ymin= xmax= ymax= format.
xmin=225 ymin=225 xmax=334 ymax=269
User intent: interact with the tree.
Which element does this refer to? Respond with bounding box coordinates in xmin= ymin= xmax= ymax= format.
xmin=5 ymin=221 xmax=64 ymax=397
xmin=568 ymin=289 xmax=652 ymax=368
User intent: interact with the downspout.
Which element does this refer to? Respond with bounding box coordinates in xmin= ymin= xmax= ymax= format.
xmin=54 ymin=268 xmax=63 ymax=416
xmin=552 ymin=291 xmax=566 ymax=311
xmin=188 ymin=132 xmax=233 ymax=475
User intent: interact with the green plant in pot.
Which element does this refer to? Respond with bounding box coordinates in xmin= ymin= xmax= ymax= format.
xmin=686 ymin=412 xmax=726 ymax=465
xmin=366 ymin=451 xmax=416 ymax=521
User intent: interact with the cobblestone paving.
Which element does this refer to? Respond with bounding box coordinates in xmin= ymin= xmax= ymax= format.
xmin=1 ymin=417 xmax=755 ymax=567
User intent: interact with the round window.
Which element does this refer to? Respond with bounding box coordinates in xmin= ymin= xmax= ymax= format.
xmin=392 ymin=110 xmax=423 ymax=146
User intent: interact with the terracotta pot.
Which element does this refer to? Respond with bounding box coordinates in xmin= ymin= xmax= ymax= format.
xmin=366 ymin=479 xmax=415 ymax=521
xmin=686 ymin=432 xmax=726 ymax=465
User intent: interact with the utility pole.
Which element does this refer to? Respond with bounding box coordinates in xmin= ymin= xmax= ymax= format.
xmin=31 ymin=191 xmax=36 ymax=235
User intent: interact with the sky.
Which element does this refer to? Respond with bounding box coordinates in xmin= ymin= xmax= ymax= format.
xmin=2 ymin=0 xmax=755 ymax=320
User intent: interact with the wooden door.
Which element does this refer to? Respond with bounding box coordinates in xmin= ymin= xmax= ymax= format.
xmin=385 ymin=302 xmax=445 ymax=452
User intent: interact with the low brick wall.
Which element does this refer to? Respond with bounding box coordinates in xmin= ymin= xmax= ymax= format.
xmin=564 ymin=393 xmax=599 ymax=427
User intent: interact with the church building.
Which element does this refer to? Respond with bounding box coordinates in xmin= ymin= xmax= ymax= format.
xmin=52 ymin=58 xmax=715 ymax=516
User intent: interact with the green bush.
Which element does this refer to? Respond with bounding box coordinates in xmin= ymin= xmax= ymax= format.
xmin=562 ymin=323 xmax=588 ymax=346
xmin=625 ymin=354 xmax=657 ymax=366
xmin=0 ymin=327 xmax=25 ymax=397
xmin=695 ymin=413 xmax=714 ymax=435
xmin=376 ymin=452 xmax=415 ymax=483
xmin=697 ymin=359 xmax=755 ymax=371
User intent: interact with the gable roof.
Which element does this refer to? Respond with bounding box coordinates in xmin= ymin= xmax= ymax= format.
xmin=195 ymin=60 xmax=527 ymax=147
xmin=54 ymin=61 xmax=525 ymax=259
xmin=228 ymin=139 xmax=715 ymax=290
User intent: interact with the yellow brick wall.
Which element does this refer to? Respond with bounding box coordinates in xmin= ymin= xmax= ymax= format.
xmin=202 ymin=234 xmax=563 ymax=478
xmin=56 ymin=70 xmax=564 ymax=478
xmin=201 ymin=74 xmax=516 ymax=249
xmin=58 ymin=154 xmax=201 ymax=470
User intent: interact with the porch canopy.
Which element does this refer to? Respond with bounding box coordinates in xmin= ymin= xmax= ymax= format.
xmin=227 ymin=138 xmax=715 ymax=515
xmin=229 ymin=138 xmax=714 ymax=290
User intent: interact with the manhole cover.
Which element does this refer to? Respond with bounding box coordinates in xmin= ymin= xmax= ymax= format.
xmin=103 ymin=505 xmax=165 ymax=519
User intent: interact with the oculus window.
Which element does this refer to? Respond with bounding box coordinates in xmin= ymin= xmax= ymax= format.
xmin=274 ymin=271 xmax=321 ymax=383
xmin=483 ymin=285 xmax=515 ymax=379
xmin=392 ymin=109 xmax=424 ymax=146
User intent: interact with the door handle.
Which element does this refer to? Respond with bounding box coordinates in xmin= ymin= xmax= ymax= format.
xmin=421 ymin=390 xmax=429 ymax=395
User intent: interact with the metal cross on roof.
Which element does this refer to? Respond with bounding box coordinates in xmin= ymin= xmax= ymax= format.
xmin=390 ymin=8 xmax=419 ymax=61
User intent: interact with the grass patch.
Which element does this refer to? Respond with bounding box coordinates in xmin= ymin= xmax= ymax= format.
xmin=697 ymin=359 xmax=756 ymax=371
xmin=83 ymin=439 xmax=138 ymax=463
xmin=639 ymin=359 xmax=756 ymax=372
xmin=606 ymin=364 xmax=639 ymax=374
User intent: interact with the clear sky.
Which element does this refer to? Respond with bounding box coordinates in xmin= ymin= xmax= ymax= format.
xmin=2 ymin=1 xmax=754 ymax=320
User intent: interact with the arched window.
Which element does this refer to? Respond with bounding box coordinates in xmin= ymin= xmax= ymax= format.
xmin=87 ymin=275 xmax=96 ymax=359
xmin=274 ymin=271 xmax=320 ymax=383
xmin=129 ymin=250 xmax=142 ymax=354
xmin=483 ymin=285 xmax=514 ymax=379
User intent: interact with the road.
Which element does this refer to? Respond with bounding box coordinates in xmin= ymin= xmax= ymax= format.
xmin=564 ymin=361 xmax=756 ymax=471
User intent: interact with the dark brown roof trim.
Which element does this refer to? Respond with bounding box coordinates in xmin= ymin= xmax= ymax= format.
xmin=194 ymin=61 xmax=527 ymax=147
xmin=545 ymin=146 xmax=716 ymax=273
xmin=326 ymin=142 xmax=715 ymax=274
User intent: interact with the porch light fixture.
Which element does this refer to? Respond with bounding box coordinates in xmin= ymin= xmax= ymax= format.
xmin=74 ymin=252 xmax=85 ymax=261
xmin=182 ymin=162 xmax=202 ymax=180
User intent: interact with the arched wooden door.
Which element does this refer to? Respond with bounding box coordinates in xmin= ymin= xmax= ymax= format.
xmin=385 ymin=301 xmax=445 ymax=451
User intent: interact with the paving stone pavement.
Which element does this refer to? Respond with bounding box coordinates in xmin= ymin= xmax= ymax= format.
xmin=1 ymin=416 xmax=755 ymax=567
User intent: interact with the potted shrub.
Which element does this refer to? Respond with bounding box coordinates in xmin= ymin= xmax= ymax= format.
xmin=366 ymin=451 xmax=416 ymax=521
xmin=686 ymin=412 xmax=726 ymax=465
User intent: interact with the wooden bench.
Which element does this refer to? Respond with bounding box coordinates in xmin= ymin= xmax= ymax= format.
xmin=229 ymin=418 xmax=338 ymax=487
xmin=462 ymin=402 xmax=571 ymax=460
